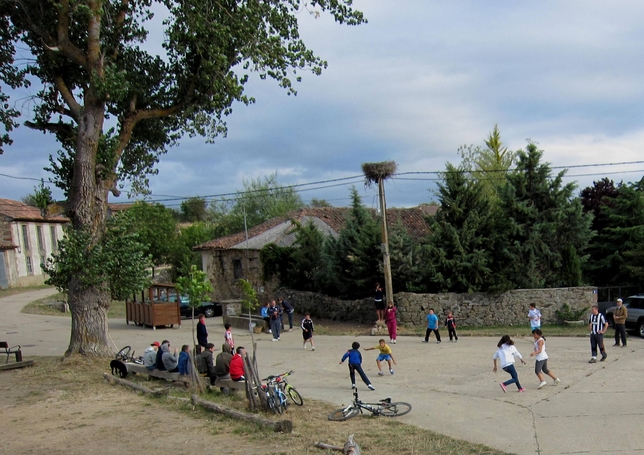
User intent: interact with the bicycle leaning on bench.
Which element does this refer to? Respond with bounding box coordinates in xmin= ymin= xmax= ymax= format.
xmin=328 ymin=388 xmax=412 ymax=421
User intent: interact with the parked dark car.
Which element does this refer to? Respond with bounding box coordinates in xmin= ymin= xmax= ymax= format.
xmin=168 ymin=295 xmax=223 ymax=318
xmin=605 ymin=294 xmax=644 ymax=338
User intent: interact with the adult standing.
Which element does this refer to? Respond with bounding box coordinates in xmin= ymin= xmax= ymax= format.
xmin=612 ymin=298 xmax=628 ymax=347
xmin=279 ymin=297 xmax=295 ymax=331
xmin=374 ymin=282 xmax=385 ymax=323
xmin=196 ymin=314 xmax=208 ymax=347
xmin=268 ymin=300 xmax=282 ymax=341
xmin=528 ymin=303 xmax=542 ymax=332
xmin=588 ymin=305 xmax=608 ymax=363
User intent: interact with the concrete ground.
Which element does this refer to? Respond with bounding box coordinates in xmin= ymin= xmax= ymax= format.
xmin=2 ymin=288 xmax=643 ymax=455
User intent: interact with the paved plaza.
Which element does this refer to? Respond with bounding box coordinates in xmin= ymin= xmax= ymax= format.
xmin=2 ymin=288 xmax=643 ymax=455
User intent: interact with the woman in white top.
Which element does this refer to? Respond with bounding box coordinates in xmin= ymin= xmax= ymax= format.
xmin=529 ymin=328 xmax=560 ymax=389
xmin=493 ymin=335 xmax=526 ymax=393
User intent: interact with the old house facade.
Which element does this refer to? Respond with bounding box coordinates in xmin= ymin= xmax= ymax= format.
xmin=196 ymin=206 xmax=436 ymax=302
xmin=0 ymin=199 xmax=68 ymax=288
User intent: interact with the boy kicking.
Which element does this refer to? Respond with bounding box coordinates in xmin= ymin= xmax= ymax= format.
xmin=365 ymin=339 xmax=397 ymax=375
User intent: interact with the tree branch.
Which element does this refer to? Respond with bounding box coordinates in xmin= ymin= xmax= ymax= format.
xmin=110 ymin=0 xmax=131 ymax=61
xmin=55 ymin=0 xmax=88 ymax=69
xmin=53 ymin=76 xmax=81 ymax=120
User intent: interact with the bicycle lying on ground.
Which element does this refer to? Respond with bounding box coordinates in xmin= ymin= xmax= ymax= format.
xmin=115 ymin=346 xmax=144 ymax=364
xmin=328 ymin=388 xmax=412 ymax=421
xmin=264 ymin=370 xmax=303 ymax=406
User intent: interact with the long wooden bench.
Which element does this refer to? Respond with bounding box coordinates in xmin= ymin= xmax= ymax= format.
xmin=213 ymin=377 xmax=247 ymax=391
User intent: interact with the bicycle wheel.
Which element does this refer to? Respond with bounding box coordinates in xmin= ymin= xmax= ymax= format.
xmin=266 ymin=395 xmax=279 ymax=414
xmin=115 ymin=346 xmax=131 ymax=361
xmin=286 ymin=386 xmax=304 ymax=406
xmin=328 ymin=406 xmax=360 ymax=421
xmin=379 ymin=402 xmax=412 ymax=417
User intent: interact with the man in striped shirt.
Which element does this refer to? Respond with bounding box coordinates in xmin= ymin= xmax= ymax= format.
xmin=588 ymin=305 xmax=608 ymax=363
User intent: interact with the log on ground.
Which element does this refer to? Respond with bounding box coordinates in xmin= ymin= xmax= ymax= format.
xmin=103 ymin=373 xmax=169 ymax=396
xmin=191 ymin=394 xmax=292 ymax=433
xmin=314 ymin=434 xmax=361 ymax=455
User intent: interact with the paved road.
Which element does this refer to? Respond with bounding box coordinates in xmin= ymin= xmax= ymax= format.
xmin=2 ymin=289 xmax=643 ymax=454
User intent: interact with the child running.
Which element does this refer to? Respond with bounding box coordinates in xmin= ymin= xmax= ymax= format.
xmin=364 ymin=339 xmax=396 ymax=375
xmin=385 ymin=301 xmax=398 ymax=344
xmin=301 ymin=313 xmax=315 ymax=350
xmin=530 ymin=329 xmax=560 ymax=389
xmin=340 ymin=342 xmax=375 ymax=390
xmin=493 ymin=335 xmax=527 ymax=393
xmin=445 ymin=311 xmax=458 ymax=342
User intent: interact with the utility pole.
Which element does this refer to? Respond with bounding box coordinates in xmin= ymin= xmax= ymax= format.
xmin=378 ymin=178 xmax=394 ymax=305
xmin=361 ymin=161 xmax=397 ymax=304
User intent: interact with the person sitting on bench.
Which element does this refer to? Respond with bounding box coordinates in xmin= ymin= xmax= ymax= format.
xmin=198 ymin=343 xmax=217 ymax=385
xmin=229 ymin=346 xmax=246 ymax=381
xmin=161 ymin=342 xmax=179 ymax=373
xmin=215 ymin=342 xmax=233 ymax=380
xmin=156 ymin=340 xmax=170 ymax=370
xmin=144 ymin=341 xmax=160 ymax=370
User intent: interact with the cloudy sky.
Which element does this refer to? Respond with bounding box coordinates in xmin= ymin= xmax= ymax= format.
xmin=2 ymin=0 xmax=644 ymax=210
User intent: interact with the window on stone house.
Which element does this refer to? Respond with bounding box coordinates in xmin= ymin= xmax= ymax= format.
xmin=37 ymin=225 xmax=45 ymax=253
xmin=50 ymin=226 xmax=58 ymax=252
xmin=25 ymin=256 xmax=33 ymax=274
xmin=21 ymin=225 xmax=30 ymax=251
xmin=233 ymin=259 xmax=243 ymax=279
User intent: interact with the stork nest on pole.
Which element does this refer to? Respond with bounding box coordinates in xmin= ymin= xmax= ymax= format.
xmin=361 ymin=161 xmax=398 ymax=187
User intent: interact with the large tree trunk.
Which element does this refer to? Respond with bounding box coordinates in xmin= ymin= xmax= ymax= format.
xmin=66 ymin=98 xmax=112 ymax=357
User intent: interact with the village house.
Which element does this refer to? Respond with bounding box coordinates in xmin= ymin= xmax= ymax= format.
xmin=0 ymin=199 xmax=68 ymax=288
xmin=195 ymin=205 xmax=436 ymax=302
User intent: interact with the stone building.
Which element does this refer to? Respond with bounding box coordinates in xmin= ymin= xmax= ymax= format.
xmin=0 ymin=199 xmax=68 ymax=288
xmin=195 ymin=206 xmax=436 ymax=302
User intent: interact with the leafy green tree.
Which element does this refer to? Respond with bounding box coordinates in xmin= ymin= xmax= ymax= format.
xmin=180 ymin=197 xmax=207 ymax=222
xmin=388 ymin=220 xmax=424 ymax=293
xmin=491 ymin=143 xmax=593 ymax=290
xmin=43 ymin=213 xmax=152 ymax=355
xmin=0 ymin=1 xmax=364 ymax=355
xmin=170 ymin=221 xmax=218 ymax=279
xmin=127 ymin=202 xmax=177 ymax=269
xmin=22 ymin=180 xmax=55 ymax=214
xmin=208 ymin=173 xmax=304 ymax=235
xmin=308 ymin=198 xmax=332 ymax=208
xmin=321 ymin=187 xmax=381 ymax=299
xmin=423 ymin=164 xmax=494 ymax=293
xmin=286 ymin=219 xmax=325 ymax=291
xmin=458 ymin=125 xmax=516 ymax=204
xmin=314 ymin=235 xmax=343 ymax=296
xmin=585 ymin=178 xmax=644 ymax=286
xmin=579 ymin=178 xmax=620 ymax=285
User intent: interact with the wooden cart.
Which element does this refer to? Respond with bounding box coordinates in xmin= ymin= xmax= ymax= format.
xmin=125 ymin=283 xmax=181 ymax=330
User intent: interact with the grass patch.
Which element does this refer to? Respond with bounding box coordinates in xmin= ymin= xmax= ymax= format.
xmin=21 ymin=294 xmax=126 ymax=318
xmin=8 ymin=356 xmax=509 ymax=455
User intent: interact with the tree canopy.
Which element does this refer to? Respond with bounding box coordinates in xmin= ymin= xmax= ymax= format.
xmin=0 ymin=0 xmax=365 ymax=356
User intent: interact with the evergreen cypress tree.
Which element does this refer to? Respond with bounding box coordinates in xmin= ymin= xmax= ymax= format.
xmin=586 ymin=178 xmax=644 ymax=285
xmin=423 ymin=163 xmax=494 ymax=293
xmin=491 ymin=144 xmax=592 ymax=290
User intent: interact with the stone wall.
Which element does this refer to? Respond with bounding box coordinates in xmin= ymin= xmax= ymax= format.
xmin=277 ymin=287 xmax=598 ymax=326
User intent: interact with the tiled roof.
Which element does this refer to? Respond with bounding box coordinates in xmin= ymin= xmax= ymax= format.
xmin=0 ymin=199 xmax=69 ymax=223
xmin=195 ymin=206 xmax=434 ymax=251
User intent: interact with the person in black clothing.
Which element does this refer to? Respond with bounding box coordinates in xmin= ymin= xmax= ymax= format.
xmin=279 ymin=297 xmax=295 ymax=331
xmin=196 ymin=314 xmax=208 ymax=347
xmin=198 ymin=343 xmax=217 ymax=385
xmin=374 ymin=282 xmax=385 ymax=322
xmin=301 ymin=313 xmax=315 ymax=350
xmin=588 ymin=305 xmax=608 ymax=363
xmin=156 ymin=340 xmax=170 ymax=370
